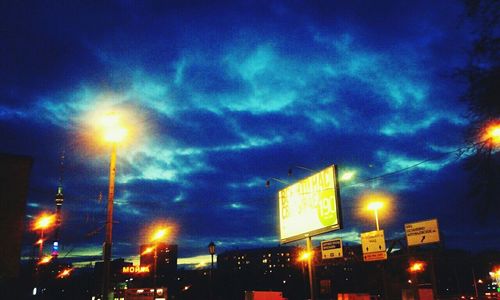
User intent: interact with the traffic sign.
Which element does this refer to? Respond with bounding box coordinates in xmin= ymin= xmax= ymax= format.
xmin=361 ymin=230 xmax=387 ymax=262
xmin=363 ymin=251 xmax=387 ymax=261
xmin=361 ymin=230 xmax=386 ymax=253
xmin=321 ymin=238 xmax=343 ymax=259
xmin=405 ymin=219 xmax=440 ymax=246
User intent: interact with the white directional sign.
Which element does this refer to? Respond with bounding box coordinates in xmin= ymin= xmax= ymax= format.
xmin=405 ymin=219 xmax=440 ymax=246
xmin=361 ymin=230 xmax=387 ymax=261
xmin=321 ymin=238 xmax=343 ymax=259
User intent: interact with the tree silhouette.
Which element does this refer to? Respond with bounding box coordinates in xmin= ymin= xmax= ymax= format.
xmin=460 ymin=0 xmax=499 ymax=220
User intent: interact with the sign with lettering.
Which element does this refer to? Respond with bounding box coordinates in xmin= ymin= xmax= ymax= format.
xmin=405 ymin=219 xmax=440 ymax=246
xmin=321 ymin=238 xmax=343 ymax=259
xmin=361 ymin=230 xmax=387 ymax=261
xmin=279 ymin=165 xmax=342 ymax=244
xmin=122 ymin=265 xmax=150 ymax=274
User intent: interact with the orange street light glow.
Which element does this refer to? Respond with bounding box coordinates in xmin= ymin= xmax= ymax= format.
xmin=33 ymin=214 xmax=56 ymax=230
xmin=35 ymin=238 xmax=44 ymax=245
xmin=298 ymin=251 xmax=312 ymax=262
xmin=100 ymin=112 xmax=128 ymax=143
xmin=409 ymin=262 xmax=425 ymax=273
xmin=142 ymin=246 xmax=155 ymax=255
xmin=480 ymin=120 xmax=500 ymax=147
xmin=152 ymin=228 xmax=168 ymax=242
xmin=57 ymin=268 xmax=73 ymax=278
xmin=38 ymin=256 xmax=52 ymax=265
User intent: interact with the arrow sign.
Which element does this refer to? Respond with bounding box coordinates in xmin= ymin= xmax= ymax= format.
xmin=361 ymin=230 xmax=386 ymax=254
xmin=405 ymin=219 xmax=440 ymax=246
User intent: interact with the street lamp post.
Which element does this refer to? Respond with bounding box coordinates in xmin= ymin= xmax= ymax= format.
xmin=367 ymin=201 xmax=383 ymax=231
xmin=153 ymin=245 xmax=158 ymax=300
xmin=208 ymin=241 xmax=216 ymax=300
xmin=102 ymin=143 xmax=116 ymax=300
xmin=150 ymin=228 xmax=167 ymax=300
xmin=306 ymin=236 xmax=315 ymax=300
xmin=101 ymin=113 xmax=127 ymax=300
xmin=409 ymin=261 xmax=425 ymax=300
xmin=32 ymin=213 xmax=55 ymax=297
xmin=34 ymin=214 xmax=55 ymax=260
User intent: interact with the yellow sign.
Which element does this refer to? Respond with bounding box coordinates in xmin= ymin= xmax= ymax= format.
xmin=321 ymin=238 xmax=343 ymax=259
xmin=122 ymin=265 xmax=150 ymax=274
xmin=279 ymin=165 xmax=342 ymax=243
xmin=361 ymin=230 xmax=387 ymax=261
xmin=361 ymin=230 xmax=386 ymax=253
xmin=405 ymin=219 xmax=440 ymax=246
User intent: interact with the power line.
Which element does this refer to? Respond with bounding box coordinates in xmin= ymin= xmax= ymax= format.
xmin=342 ymin=140 xmax=487 ymax=189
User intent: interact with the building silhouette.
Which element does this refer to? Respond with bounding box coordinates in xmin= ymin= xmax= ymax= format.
xmin=140 ymin=243 xmax=178 ymax=286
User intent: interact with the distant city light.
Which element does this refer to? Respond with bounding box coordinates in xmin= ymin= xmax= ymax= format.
xmin=38 ymin=256 xmax=52 ymax=265
xmin=57 ymin=268 xmax=73 ymax=278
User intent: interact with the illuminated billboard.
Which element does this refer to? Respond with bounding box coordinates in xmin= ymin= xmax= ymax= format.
xmin=279 ymin=165 xmax=342 ymax=244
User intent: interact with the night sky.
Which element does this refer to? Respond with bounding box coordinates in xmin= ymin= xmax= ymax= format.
xmin=1 ymin=1 xmax=498 ymax=269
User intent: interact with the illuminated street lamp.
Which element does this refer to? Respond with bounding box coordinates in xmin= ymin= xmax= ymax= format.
xmin=409 ymin=261 xmax=426 ymax=300
xmin=101 ymin=112 xmax=128 ymax=300
xmin=151 ymin=227 xmax=168 ymax=300
xmin=481 ymin=121 xmax=500 ymax=147
xmin=367 ymin=201 xmax=383 ymax=231
xmin=37 ymin=256 xmax=53 ymax=265
xmin=33 ymin=213 xmax=56 ymax=260
xmin=208 ymin=241 xmax=216 ymax=300
xmin=339 ymin=170 xmax=356 ymax=182
xmin=57 ymin=268 xmax=73 ymax=279
xmin=297 ymin=246 xmax=315 ymax=300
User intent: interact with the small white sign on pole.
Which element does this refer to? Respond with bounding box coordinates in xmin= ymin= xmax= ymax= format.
xmin=405 ymin=219 xmax=440 ymax=246
xmin=321 ymin=238 xmax=343 ymax=259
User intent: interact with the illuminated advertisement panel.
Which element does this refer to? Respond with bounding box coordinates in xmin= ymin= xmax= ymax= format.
xmin=279 ymin=165 xmax=342 ymax=244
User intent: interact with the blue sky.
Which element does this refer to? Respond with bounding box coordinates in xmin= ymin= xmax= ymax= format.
xmin=1 ymin=0 xmax=497 ymax=268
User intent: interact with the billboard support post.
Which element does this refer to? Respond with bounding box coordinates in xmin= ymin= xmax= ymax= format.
xmin=306 ymin=236 xmax=315 ymax=300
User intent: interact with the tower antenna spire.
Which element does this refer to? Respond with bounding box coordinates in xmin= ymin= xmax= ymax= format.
xmin=52 ymin=150 xmax=65 ymax=258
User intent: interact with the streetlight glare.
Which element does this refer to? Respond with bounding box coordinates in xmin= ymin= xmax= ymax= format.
xmin=141 ymin=246 xmax=155 ymax=255
xmin=339 ymin=170 xmax=356 ymax=182
xmin=33 ymin=214 xmax=56 ymax=230
xmin=57 ymin=268 xmax=73 ymax=279
xmin=482 ymin=121 xmax=500 ymax=146
xmin=367 ymin=201 xmax=384 ymax=211
xmin=298 ymin=250 xmax=312 ymax=262
xmin=37 ymin=256 xmax=52 ymax=265
xmin=100 ymin=113 xmax=128 ymax=143
xmin=409 ymin=262 xmax=425 ymax=273
xmin=152 ymin=228 xmax=168 ymax=242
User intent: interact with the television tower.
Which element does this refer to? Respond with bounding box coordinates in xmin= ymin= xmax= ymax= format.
xmin=52 ymin=151 xmax=65 ymax=258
